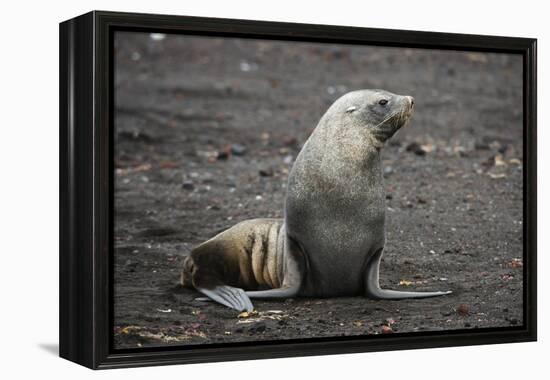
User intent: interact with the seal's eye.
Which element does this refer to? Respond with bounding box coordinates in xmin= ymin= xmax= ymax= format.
xmin=378 ymin=99 xmax=388 ymax=106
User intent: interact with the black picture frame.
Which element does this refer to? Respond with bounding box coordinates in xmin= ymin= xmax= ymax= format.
xmin=59 ymin=10 xmax=537 ymax=369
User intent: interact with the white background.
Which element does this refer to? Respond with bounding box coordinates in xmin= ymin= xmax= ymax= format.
xmin=1 ymin=0 xmax=547 ymax=377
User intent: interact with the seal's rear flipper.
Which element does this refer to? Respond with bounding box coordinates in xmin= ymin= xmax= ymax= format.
xmin=364 ymin=248 xmax=452 ymax=300
xmin=197 ymin=286 xmax=254 ymax=311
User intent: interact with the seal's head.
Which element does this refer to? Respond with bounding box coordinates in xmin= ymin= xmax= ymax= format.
xmin=336 ymin=89 xmax=414 ymax=144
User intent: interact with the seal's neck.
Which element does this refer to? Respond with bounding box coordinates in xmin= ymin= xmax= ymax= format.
xmin=332 ymin=126 xmax=383 ymax=166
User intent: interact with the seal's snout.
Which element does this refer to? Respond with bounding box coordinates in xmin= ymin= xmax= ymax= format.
xmin=407 ymin=96 xmax=415 ymax=109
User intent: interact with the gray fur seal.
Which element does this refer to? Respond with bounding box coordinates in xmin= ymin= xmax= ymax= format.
xmin=181 ymin=89 xmax=451 ymax=311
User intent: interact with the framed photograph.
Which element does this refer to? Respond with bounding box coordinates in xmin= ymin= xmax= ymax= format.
xmin=59 ymin=11 xmax=537 ymax=369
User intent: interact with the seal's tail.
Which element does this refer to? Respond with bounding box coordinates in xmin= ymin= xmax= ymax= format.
xmin=364 ymin=248 xmax=452 ymax=300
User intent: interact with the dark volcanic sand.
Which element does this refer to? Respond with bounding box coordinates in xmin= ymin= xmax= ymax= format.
xmin=113 ymin=32 xmax=524 ymax=349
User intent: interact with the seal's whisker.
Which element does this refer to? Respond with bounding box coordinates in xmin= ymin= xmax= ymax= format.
xmin=372 ymin=109 xmax=402 ymax=129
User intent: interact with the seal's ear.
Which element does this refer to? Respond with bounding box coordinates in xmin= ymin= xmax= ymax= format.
xmin=345 ymin=105 xmax=357 ymax=113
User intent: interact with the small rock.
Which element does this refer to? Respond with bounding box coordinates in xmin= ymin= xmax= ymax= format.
xmin=259 ymin=168 xmax=274 ymax=177
xmin=383 ymin=166 xmax=393 ymax=176
xmin=216 ymin=151 xmax=229 ymax=160
xmin=282 ymin=136 xmax=298 ymax=146
xmin=456 ymin=303 xmax=470 ymax=316
xmin=248 ymin=322 xmax=267 ymax=333
xmin=509 ymin=318 xmax=518 ymax=325
xmin=498 ymin=144 xmax=508 ymax=154
xmin=506 ymin=258 xmax=523 ymax=268
xmin=386 ymin=193 xmax=393 ymax=200
xmin=283 ymin=155 xmax=294 ymax=165
xmin=381 ymin=325 xmax=393 ymax=334
xmin=474 ymin=140 xmax=490 ymax=150
xmin=231 ymin=143 xmax=247 ymax=156
xmin=406 ymin=142 xmax=426 ymax=156
xmin=182 ymin=180 xmax=195 ymax=190
xmin=464 ymin=322 xmax=472 ymax=328
xmin=501 ymin=273 xmax=514 ymax=281
xmin=417 ymin=197 xmax=427 ymax=204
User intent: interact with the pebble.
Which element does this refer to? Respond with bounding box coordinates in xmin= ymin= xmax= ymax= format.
xmin=283 ymin=155 xmax=294 ymax=165
xmin=282 ymin=136 xmax=298 ymax=146
xmin=248 ymin=322 xmax=267 ymax=333
xmin=231 ymin=143 xmax=247 ymax=156
xmin=474 ymin=140 xmax=490 ymax=150
xmin=182 ymin=180 xmax=195 ymax=190
xmin=456 ymin=303 xmax=470 ymax=316
xmin=405 ymin=142 xmax=427 ymax=156
xmin=259 ymin=168 xmax=274 ymax=177
xmin=216 ymin=151 xmax=229 ymax=160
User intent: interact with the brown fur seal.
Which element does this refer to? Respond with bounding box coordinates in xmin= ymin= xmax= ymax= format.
xmin=181 ymin=89 xmax=451 ymax=311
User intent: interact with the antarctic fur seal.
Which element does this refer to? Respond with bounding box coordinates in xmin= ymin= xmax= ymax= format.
xmin=181 ymin=89 xmax=451 ymax=311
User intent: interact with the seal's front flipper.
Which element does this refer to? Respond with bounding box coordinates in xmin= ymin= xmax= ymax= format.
xmin=197 ymin=286 xmax=254 ymax=311
xmin=364 ymin=249 xmax=452 ymax=300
